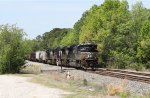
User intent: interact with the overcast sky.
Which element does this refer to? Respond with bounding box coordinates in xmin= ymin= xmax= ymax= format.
xmin=0 ymin=0 xmax=150 ymax=39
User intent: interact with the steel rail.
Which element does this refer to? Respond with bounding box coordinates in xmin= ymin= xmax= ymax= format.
xmin=88 ymin=68 xmax=150 ymax=84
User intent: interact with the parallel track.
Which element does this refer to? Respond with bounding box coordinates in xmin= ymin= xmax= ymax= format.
xmin=88 ymin=68 xmax=150 ymax=84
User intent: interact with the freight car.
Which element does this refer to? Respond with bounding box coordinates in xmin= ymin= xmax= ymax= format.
xmin=35 ymin=51 xmax=41 ymax=62
xmin=39 ymin=51 xmax=47 ymax=63
xmin=34 ymin=51 xmax=48 ymax=63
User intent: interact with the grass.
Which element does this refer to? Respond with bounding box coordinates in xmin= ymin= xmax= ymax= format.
xmin=20 ymin=63 xmax=41 ymax=74
xmin=19 ymin=64 xmax=106 ymax=98
xmin=18 ymin=73 xmax=105 ymax=98
xmin=19 ymin=64 xmax=150 ymax=98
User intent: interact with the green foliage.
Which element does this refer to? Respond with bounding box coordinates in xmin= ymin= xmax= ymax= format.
xmin=60 ymin=30 xmax=79 ymax=47
xmin=39 ymin=28 xmax=72 ymax=49
xmin=34 ymin=35 xmax=43 ymax=51
xmin=117 ymin=91 xmax=130 ymax=98
xmin=136 ymin=16 xmax=150 ymax=68
xmin=0 ymin=24 xmax=30 ymax=73
xmin=74 ymin=11 xmax=89 ymax=34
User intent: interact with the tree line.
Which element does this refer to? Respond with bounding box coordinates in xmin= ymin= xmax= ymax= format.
xmin=34 ymin=0 xmax=150 ymax=70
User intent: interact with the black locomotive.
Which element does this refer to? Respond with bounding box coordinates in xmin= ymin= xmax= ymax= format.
xmin=28 ymin=42 xmax=98 ymax=70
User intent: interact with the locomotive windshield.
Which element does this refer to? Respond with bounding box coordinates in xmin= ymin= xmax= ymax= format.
xmin=79 ymin=45 xmax=98 ymax=52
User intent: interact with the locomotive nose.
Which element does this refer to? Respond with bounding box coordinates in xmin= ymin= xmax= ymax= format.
xmin=81 ymin=52 xmax=96 ymax=59
xmin=87 ymin=53 xmax=91 ymax=58
xmin=87 ymin=52 xmax=93 ymax=58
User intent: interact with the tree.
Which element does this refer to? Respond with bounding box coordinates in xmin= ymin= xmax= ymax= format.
xmin=41 ymin=28 xmax=71 ymax=48
xmin=137 ymin=16 xmax=150 ymax=68
xmin=0 ymin=24 xmax=28 ymax=73
xmin=60 ymin=30 xmax=78 ymax=47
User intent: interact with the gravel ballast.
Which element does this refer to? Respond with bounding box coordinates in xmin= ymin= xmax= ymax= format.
xmin=27 ymin=61 xmax=150 ymax=96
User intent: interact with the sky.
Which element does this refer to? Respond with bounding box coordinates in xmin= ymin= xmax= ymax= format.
xmin=0 ymin=0 xmax=150 ymax=39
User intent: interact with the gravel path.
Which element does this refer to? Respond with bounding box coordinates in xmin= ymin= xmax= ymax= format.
xmin=0 ymin=75 xmax=69 ymax=98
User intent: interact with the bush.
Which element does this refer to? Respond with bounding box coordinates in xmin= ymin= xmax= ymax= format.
xmin=145 ymin=62 xmax=150 ymax=69
xmin=108 ymin=51 xmax=130 ymax=69
xmin=129 ymin=63 xmax=143 ymax=71
xmin=0 ymin=24 xmax=29 ymax=73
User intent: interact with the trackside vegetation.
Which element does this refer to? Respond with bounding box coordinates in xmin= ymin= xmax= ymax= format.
xmin=33 ymin=0 xmax=150 ymax=70
xmin=0 ymin=24 xmax=33 ymax=73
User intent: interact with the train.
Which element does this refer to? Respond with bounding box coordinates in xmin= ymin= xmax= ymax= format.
xmin=28 ymin=42 xmax=98 ymax=70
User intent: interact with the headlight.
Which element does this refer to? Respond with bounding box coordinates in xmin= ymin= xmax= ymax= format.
xmin=87 ymin=53 xmax=92 ymax=58
xmin=88 ymin=54 xmax=90 ymax=58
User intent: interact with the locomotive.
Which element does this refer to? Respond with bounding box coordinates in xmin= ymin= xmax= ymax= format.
xmin=28 ymin=42 xmax=98 ymax=70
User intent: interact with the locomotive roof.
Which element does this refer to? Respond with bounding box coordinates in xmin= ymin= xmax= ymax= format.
xmin=66 ymin=44 xmax=77 ymax=49
xmin=79 ymin=42 xmax=96 ymax=46
xmin=60 ymin=46 xmax=67 ymax=51
xmin=46 ymin=43 xmax=97 ymax=52
xmin=47 ymin=48 xmax=53 ymax=51
xmin=54 ymin=47 xmax=61 ymax=51
xmin=46 ymin=48 xmax=54 ymax=52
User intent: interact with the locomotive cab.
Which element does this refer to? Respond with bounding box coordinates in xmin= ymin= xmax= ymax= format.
xmin=77 ymin=42 xmax=98 ymax=70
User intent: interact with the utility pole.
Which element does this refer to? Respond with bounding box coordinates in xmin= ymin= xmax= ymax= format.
xmin=59 ymin=50 xmax=63 ymax=72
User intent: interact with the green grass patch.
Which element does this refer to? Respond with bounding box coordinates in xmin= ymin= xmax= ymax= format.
xmin=18 ymin=73 xmax=104 ymax=98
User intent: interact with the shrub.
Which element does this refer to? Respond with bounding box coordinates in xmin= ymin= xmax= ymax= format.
xmin=0 ymin=24 xmax=29 ymax=73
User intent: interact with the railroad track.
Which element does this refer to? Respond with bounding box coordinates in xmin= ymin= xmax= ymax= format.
xmin=88 ymin=68 xmax=150 ymax=84
xmin=32 ymin=59 xmax=150 ymax=84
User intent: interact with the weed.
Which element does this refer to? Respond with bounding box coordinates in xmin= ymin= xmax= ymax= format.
xmin=20 ymin=64 xmax=41 ymax=74
xmin=83 ymin=79 xmax=88 ymax=86
xmin=117 ymin=91 xmax=130 ymax=98
xmin=106 ymin=80 xmax=128 ymax=96
xmin=145 ymin=90 xmax=150 ymax=98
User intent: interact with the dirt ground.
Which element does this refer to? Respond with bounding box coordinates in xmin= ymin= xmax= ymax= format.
xmin=0 ymin=75 xmax=70 ymax=98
